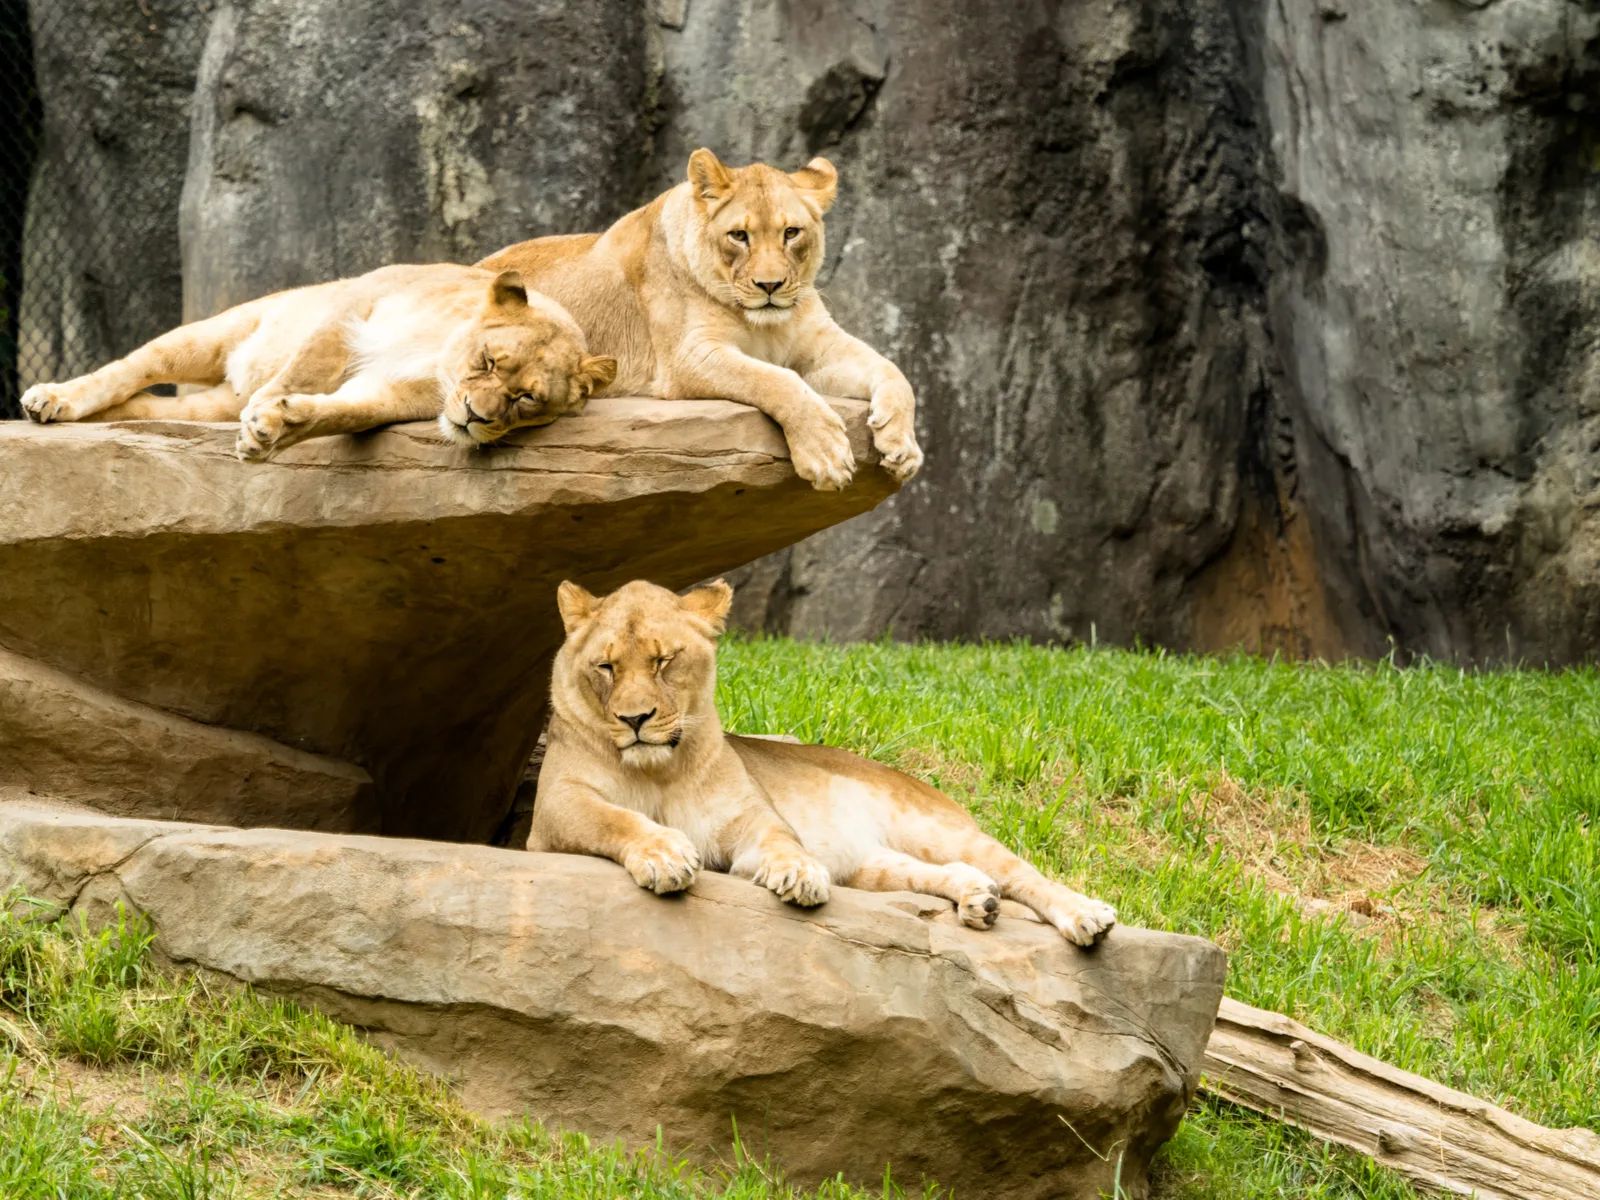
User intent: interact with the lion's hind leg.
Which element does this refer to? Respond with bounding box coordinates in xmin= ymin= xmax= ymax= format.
xmin=22 ymin=309 xmax=257 ymax=424
xmin=845 ymin=848 xmax=1002 ymax=930
xmin=83 ymin=384 xmax=244 ymax=423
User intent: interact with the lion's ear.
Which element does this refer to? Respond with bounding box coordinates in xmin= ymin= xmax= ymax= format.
xmin=578 ymin=354 xmax=618 ymax=397
xmin=687 ymin=148 xmax=733 ymax=203
xmin=680 ymin=578 xmax=734 ymax=636
xmin=490 ymin=270 xmax=529 ymax=310
xmin=790 ymin=156 xmax=838 ymax=212
xmin=556 ymin=580 xmax=597 ymax=634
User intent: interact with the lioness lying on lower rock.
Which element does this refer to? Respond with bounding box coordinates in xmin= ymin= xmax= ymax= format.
xmin=530 ymin=579 xmax=1117 ymax=945
xmin=21 ymin=264 xmax=616 ymax=461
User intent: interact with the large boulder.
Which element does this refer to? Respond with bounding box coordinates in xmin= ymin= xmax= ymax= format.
xmin=0 ymin=400 xmax=893 ymax=841
xmin=0 ymin=798 xmax=1228 ymax=1200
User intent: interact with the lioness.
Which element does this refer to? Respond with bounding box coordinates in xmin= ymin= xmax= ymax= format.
xmin=479 ymin=149 xmax=923 ymax=493
xmin=20 ymin=264 xmax=616 ymax=461
xmin=530 ymin=579 xmax=1118 ymax=946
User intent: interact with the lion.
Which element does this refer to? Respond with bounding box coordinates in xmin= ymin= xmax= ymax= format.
xmin=20 ymin=264 xmax=617 ymax=461
xmin=478 ymin=149 xmax=923 ymax=493
xmin=529 ymin=578 xmax=1118 ymax=946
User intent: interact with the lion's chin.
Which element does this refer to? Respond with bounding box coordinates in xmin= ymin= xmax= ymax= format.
xmin=438 ymin=413 xmax=488 ymax=447
xmin=620 ymin=743 xmax=677 ymax=769
xmin=741 ymin=304 xmax=794 ymax=328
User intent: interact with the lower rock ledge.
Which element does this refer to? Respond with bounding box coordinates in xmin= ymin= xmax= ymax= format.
xmin=0 ymin=799 xmax=1226 ymax=1200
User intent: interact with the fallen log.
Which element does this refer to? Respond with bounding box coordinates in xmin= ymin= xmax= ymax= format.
xmin=1203 ymin=996 xmax=1600 ymax=1199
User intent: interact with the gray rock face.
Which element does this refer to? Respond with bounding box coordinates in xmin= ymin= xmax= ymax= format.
xmin=0 ymin=400 xmax=893 ymax=841
xmin=179 ymin=0 xmax=650 ymax=318
xmin=18 ymin=0 xmax=208 ymax=392
xmin=0 ymin=799 xmax=1228 ymax=1200
xmin=17 ymin=0 xmax=1600 ymax=662
xmin=1263 ymin=2 xmax=1600 ymax=663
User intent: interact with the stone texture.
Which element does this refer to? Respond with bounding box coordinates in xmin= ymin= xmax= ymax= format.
xmin=0 ymin=399 xmax=893 ymax=841
xmin=1261 ymin=1 xmax=1600 ymax=663
xmin=0 ymin=799 xmax=1228 ymax=1200
xmin=179 ymin=0 xmax=650 ymax=319
xmin=17 ymin=0 xmax=1600 ymax=662
xmin=17 ymin=0 xmax=208 ymax=394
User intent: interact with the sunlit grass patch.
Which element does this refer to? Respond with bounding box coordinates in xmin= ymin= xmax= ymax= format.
xmin=719 ymin=637 xmax=1600 ymax=1196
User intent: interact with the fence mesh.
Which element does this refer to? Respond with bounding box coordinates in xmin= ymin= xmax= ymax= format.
xmin=1 ymin=0 xmax=213 ymax=418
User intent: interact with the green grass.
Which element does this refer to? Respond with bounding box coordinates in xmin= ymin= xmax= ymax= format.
xmin=717 ymin=637 xmax=1600 ymax=1194
xmin=4 ymin=637 xmax=1597 ymax=1198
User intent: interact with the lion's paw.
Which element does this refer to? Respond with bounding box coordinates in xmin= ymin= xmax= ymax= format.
xmin=623 ymin=829 xmax=701 ymax=895
xmin=868 ymin=384 xmax=922 ymax=482
xmin=753 ymin=850 xmax=831 ymax=907
xmin=21 ymin=383 xmax=84 ymax=424
xmin=1048 ymin=893 xmax=1118 ymax=947
xmin=236 ymin=396 xmax=310 ymax=462
xmin=953 ymin=870 xmax=1002 ymax=931
xmin=785 ymin=404 xmax=855 ymax=492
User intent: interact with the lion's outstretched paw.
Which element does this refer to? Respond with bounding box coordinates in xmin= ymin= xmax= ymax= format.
xmin=785 ymin=405 xmax=855 ymax=492
xmin=623 ymin=829 xmax=701 ymax=895
xmin=1048 ymin=893 xmax=1118 ymax=946
xmin=956 ymin=875 xmax=1002 ymax=931
xmin=236 ymin=396 xmax=310 ymax=462
xmin=753 ymin=850 xmax=831 ymax=907
xmin=21 ymin=383 xmax=84 ymax=424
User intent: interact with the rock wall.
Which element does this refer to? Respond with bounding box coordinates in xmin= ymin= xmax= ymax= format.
xmin=17 ymin=0 xmax=208 ymax=391
xmin=15 ymin=0 xmax=1600 ymax=663
xmin=179 ymin=0 xmax=651 ymax=318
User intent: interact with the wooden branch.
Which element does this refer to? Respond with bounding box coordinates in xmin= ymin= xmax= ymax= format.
xmin=1202 ymin=997 xmax=1600 ymax=1199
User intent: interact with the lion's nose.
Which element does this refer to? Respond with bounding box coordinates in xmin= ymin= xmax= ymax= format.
xmin=618 ymin=709 xmax=656 ymax=733
xmin=754 ymin=279 xmax=784 ymax=295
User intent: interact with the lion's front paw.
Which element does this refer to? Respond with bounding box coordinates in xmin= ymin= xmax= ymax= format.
xmin=236 ymin=396 xmax=310 ymax=462
xmin=1048 ymin=893 xmax=1118 ymax=947
xmin=623 ymin=829 xmax=701 ymax=895
xmin=952 ymin=869 xmax=1001 ymax=930
xmin=752 ymin=850 xmax=831 ymax=907
xmin=868 ymin=383 xmax=922 ymax=482
xmin=785 ymin=405 xmax=855 ymax=492
xmin=21 ymin=383 xmax=84 ymax=424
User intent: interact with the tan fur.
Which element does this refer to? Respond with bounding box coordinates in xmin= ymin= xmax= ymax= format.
xmin=480 ymin=149 xmax=923 ymax=492
xmin=20 ymin=264 xmax=616 ymax=461
xmin=531 ymin=580 xmax=1117 ymax=945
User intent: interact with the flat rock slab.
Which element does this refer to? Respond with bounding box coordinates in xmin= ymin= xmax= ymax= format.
xmin=0 ymin=799 xmax=1226 ymax=1200
xmin=0 ymin=400 xmax=893 ymax=840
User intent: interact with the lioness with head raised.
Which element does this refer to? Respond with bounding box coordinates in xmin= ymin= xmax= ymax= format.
xmin=530 ymin=579 xmax=1117 ymax=945
xmin=21 ymin=264 xmax=615 ymax=460
xmin=479 ymin=149 xmax=922 ymax=492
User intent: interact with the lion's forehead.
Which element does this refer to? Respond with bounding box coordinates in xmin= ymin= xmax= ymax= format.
xmin=582 ymin=613 xmax=703 ymax=663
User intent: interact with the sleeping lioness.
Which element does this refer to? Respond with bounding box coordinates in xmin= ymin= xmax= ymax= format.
xmin=530 ymin=579 xmax=1118 ymax=946
xmin=20 ymin=264 xmax=616 ymax=461
xmin=479 ymin=149 xmax=923 ymax=492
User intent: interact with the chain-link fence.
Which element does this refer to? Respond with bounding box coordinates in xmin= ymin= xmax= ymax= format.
xmin=1 ymin=0 xmax=213 ymax=418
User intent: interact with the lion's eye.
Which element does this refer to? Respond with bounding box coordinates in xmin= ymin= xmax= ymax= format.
xmin=654 ymin=654 xmax=674 ymax=673
xmin=596 ymin=663 xmax=613 ymax=676
xmin=479 ymin=352 xmax=495 ymax=372
xmin=728 ymin=229 xmax=749 ymax=245
xmin=516 ymin=393 xmax=536 ymax=406
xmin=784 ymin=226 xmax=801 ymax=242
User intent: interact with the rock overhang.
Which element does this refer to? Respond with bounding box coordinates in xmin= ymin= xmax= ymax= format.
xmin=0 ymin=399 xmax=895 ymax=841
